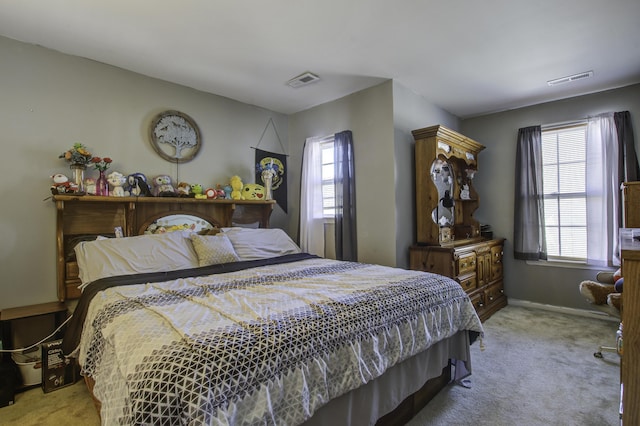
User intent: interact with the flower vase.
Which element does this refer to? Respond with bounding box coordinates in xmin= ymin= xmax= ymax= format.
xmin=261 ymin=169 xmax=274 ymax=200
xmin=70 ymin=164 xmax=86 ymax=194
xmin=96 ymin=170 xmax=109 ymax=196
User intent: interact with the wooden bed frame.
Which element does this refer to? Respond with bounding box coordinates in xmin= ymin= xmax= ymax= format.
xmin=52 ymin=195 xmax=275 ymax=301
xmin=54 ymin=195 xmax=453 ymax=423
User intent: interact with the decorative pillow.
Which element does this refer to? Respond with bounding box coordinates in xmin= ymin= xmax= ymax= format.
xmin=74 ymin=231 xmax=199 ymax=288
xmin=189 ymin=233 xmax=240 ymax=267
xmin=221 ymin=227 xmax=302 ymax=261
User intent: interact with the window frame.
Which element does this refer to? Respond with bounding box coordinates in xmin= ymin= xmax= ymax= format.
xmin=540 ymin=122 xmax=588 ymax=263
xmin=319 ymin=138 xmax=336 ymax=219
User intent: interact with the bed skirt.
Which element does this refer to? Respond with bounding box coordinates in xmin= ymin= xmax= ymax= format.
xmin=83 ymin=330 xmax=471 ymax=425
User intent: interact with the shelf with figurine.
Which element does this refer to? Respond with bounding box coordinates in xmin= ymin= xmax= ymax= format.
xmin=52 ymin=143 xmax=274 ymax=202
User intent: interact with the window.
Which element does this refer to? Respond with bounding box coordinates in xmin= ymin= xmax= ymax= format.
xmin=320 ymin=139 xmax=336 ymax=217
xmin=541 ymin=124 xmax=587 ymax=261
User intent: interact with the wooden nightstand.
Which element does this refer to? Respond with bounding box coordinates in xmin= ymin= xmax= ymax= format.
xmin=0 ymin=302 xmax=68 ymax=351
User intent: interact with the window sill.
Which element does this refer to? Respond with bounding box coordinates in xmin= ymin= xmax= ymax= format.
xmin=525 ymin=259 xmax=617 ymax=271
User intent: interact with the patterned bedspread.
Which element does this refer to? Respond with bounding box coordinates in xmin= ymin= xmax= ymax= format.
xmin=68 ymin=254 xmax=483 ymax=425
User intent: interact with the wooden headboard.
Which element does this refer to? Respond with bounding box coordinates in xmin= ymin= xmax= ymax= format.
xmin=52 ymin=195 xmax=275 ymax=301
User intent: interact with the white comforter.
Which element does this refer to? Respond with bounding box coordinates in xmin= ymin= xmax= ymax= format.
xmin=75 ymin=255 xmax=483 ymax=425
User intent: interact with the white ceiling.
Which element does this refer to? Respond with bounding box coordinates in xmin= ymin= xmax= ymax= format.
xmin=1 ymin=0 xmax=639 ymax=118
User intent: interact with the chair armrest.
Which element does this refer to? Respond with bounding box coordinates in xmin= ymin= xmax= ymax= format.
xmin=596 ymin=271 xmax=615 ymax=284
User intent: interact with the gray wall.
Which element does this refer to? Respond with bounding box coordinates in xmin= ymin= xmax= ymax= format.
xmin=391 ymin=82 xmax=459 ymax=268
xmin=461 ymin=83 xmax=640 ymax=310
xmin=0 ymin=36 xmax=288 ymax=309
xmin=288 ymin=82 xmax=396 ymax=267
xmin=287 ymin=81 xmax=459 ymax=269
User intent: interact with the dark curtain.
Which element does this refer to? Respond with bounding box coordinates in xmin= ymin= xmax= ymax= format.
xmin=513 ymin=125 xmax=547 ymax=260
xmin=614 ymin=111 xmax=639 ymax=183
xmin=334 ymin=130 xmax=357 ymax=261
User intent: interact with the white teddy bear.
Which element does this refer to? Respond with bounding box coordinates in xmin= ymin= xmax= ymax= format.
xmin=107 ymin=171 xmax=128 ymax=197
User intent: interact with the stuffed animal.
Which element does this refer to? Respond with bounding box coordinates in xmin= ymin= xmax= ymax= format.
xmin=107 ymin=171 xmax=127 ymax=197
xmin=204 ymin=188 xmax=217 ymax=199
xmin=230 ymin=175 xmax=243 ymax=200
xmin=223 ymin=184 xmax=233 ymax=199
xmin=242 ymin=183 xmax=266 ymax=200
xmin=84 ymin=177 xmax=96 ymax=195
xmin=579 ymin=268 xmax=623 ymax=314
xmin=152 ymin=175 xmax=176 ymax=197
xmin=215 ymin=184 xmax=226 ymax=199
xmin=50 ymin=173 xmax=78 ymax=194
xmin=176 ymin=182 xmax=192 ymax=197
xmin=125 ymin=173 xmax=151 ymax=197
xmin=190 ymin=183 xmax=207 ymax=199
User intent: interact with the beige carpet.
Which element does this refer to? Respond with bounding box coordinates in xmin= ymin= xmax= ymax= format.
xmin=1 ymin=379 xmax=99 ymax=425
xmin=0 ymin=305 xmax=620 ymax=425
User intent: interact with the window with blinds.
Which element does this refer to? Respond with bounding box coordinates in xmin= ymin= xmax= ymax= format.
xmin=541 ymin=124 xmax=587 ymax=261
xmin=320 ymin=139 xmax=336 ymax=217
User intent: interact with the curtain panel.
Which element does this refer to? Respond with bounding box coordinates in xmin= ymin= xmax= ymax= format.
xmin=513 ymin=125 xmax=547 ymax=260
xmin=299 ymin=137 xmax=326 ymax=257
xmin=334 ymin=130 xmax=357 ymax=262
xmin=586 ymin=112 xmax=620 ymax=266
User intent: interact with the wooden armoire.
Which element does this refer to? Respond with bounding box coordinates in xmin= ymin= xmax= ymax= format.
xmin=409 ymin=125 xmax=506 ymax=322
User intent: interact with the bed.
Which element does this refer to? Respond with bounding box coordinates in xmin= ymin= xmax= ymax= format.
xmin=61 ymin=225 xmax=483 ymax=425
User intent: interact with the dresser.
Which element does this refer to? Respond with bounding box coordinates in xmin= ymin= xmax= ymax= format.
xmin=620 ymin=234 xmax=640 ymax=425
xmin=410 ymin=239 xmax=506 ymax=322
xmin=409 ymin=125 xmax=506 ymax=321
xmin=622 ymin=181 xmax=640 ymax=227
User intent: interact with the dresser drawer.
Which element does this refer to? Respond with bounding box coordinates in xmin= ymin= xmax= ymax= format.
xmin=490 ymin=245 xmax=503 ymax=280
xmin=469 ymin=292 xmax=484 ymax=312
xmin=457 ymin=274 xmax=477 ymax=293
xmin=484 ymin=280 xmax=504 ymax=306
xmin=456 ymin=252 xmax=476 ymax=276
xmin=490 ymin=263 xmax=503 ymax=281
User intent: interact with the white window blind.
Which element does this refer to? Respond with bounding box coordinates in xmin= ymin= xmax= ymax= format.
xmin=541 ymin=124 xmax=587 ymax=260
xmin=320 ymin=140 xmax=335 ymax=217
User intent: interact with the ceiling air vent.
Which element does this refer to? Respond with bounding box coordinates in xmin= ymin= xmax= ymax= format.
xmin=547 ymin=71 xmax=593 ymax=86
xmin=286 ymin=72 xmax=320 ymax=88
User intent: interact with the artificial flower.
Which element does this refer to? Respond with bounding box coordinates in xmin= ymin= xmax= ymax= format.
xmin=59 ymin=143 xmax=92 ymax=166
xmin=91 ymin=156 xmax=113 ymax=171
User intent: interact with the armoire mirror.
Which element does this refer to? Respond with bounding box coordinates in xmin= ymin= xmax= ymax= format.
xmin=430 ymin=158 xmax=455 ymax=230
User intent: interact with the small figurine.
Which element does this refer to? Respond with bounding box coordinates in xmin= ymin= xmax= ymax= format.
xmin=460 ymin=184 xmax=471 ymax=200
xmin=84 ymin=177 xmax=96 ymax=195
xmin=125 ymin=173 xmax=151 ymax=197
xmin=107 ymin=171 xmax=127 ymax=197
xmin=51 ymin=173 xmax=78 ymax=194
xmin=230 ymin=175 xmax=243 ymax=200
xmin=223 ymin=184 xmax=232 ymax=199
xmin=215 ymin=184 xmax=226 ymax=199
xmin=176 ymin=182 xmax=192 ymax=197
xmin=204 ymin=188 xmax=217 ymax=199
xmin=152 ymin=175 xmax=176 ymax=197
xmin=191 ymin=183 xmax=207 ymax=199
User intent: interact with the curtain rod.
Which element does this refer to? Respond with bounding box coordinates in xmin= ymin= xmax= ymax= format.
xmin=541 ymin=118 xmax=587 ymax=130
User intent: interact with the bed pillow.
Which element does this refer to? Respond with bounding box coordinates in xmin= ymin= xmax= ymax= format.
xmin=221 ymin=227 xmax=302 ymax=260
xmin=189 ymin=233 xmax=240 ymax=267
xmin=74 ymin=231 xmax=199 ymax=287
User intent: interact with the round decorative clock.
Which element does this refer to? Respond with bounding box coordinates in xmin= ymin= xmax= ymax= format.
xmin=149 ymin=110 xmax=201 ymax=163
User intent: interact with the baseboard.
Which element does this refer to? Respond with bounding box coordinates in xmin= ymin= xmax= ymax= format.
xmin=508 ymin=299 xmax=619 ymax=322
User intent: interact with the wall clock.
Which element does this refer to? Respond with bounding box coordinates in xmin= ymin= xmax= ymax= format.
xmin=149 ymin=110 xmax=201 ymax=163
